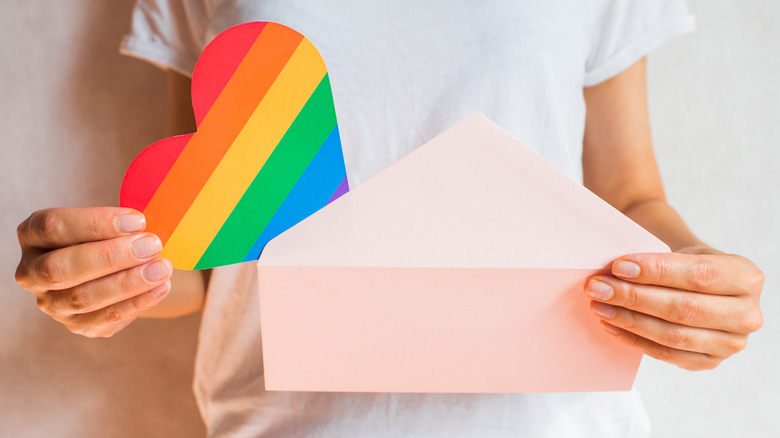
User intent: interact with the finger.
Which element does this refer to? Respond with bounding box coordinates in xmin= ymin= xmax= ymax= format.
xmin=26 ymin=233 xmax=162 ymax=291
xmin=598 ymin=321 xmax=724 ymax=371
xmin=611 ymin=252 xmax=762 ymax=296
xmin=99 ymin=319 xmax=136 ymax=338
xmin=18 ymin=207 xmax=146 ymax=249
xmin=64 ymin=281 xmax=171 ymax=338
xmin=15 ymin=246 xmax=46 ymax=291
xmin=42 ymin=258 xmax=173 ymax=317
xmin=590 ymin=302 xmax=747 ymax=358
xmin=585 ymin=276 xmax=756 ymax=333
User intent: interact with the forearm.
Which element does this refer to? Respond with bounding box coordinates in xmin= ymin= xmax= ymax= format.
xmin=622 ymin=198 xmax=709 ymax=252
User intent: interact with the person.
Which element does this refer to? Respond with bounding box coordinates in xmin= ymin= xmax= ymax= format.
xmin=15 ymin=0 xmax=764 ymax=436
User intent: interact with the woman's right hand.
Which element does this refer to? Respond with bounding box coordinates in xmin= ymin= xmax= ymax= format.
xmin=15 ymin=207 xmax=173 ymax=338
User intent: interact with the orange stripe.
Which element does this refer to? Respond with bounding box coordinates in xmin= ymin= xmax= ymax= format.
xmin=142 ymin=24 xmax=304 ymax=244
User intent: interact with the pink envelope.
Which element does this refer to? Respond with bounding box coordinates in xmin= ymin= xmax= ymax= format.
xmin=257 ymin=114 xmax=669 ymax=393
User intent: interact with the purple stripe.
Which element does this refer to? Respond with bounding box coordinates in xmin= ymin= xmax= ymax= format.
xmin=326 ymin=176 xmax=349 ymax=204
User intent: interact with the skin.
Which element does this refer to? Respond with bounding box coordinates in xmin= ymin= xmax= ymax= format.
xmin=15 ymin=60 xmax=763 ymax=369
xmin=582 ymin=58 xmax=764 ymax=370
xmin=14 ymin=71 xmax=204 ymax=337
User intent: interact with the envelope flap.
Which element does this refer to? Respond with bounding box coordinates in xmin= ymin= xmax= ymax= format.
xmin=259 ymin=114 xmax=669 ymax=269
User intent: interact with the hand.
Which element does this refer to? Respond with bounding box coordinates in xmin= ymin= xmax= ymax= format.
xmin=584 ymin=247 xmax=764 ymax=370
xmin=15 ymin=207 xmax=173 ymax=338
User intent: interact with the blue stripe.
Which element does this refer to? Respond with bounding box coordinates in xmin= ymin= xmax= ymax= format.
xmin=242 ymin=125 xmax=347 ymax=261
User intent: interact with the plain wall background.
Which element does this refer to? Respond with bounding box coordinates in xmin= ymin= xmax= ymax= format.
xmin=0 ymin=1 xmax=205 ymax=437
xmin=638 ymin=2 xmax=780 ymax=436
xmin=0 ymin=1 xmax=777 ymax=437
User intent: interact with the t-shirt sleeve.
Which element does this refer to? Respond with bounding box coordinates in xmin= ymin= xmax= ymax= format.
xmin=584 ymin=0 xmax=695 ymax=87
xmin=119 ymin=0 xmax=207 ymax=77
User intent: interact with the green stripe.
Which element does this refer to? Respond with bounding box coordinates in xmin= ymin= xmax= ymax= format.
xmin=194 ymin=74 xmax=337 ymax=269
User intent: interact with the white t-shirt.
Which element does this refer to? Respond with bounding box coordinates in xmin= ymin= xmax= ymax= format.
xmin=121 ymin=1 xmax=695 ymax=436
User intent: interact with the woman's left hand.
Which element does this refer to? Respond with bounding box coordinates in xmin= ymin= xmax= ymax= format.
xmin=584 ymin=247 xmax=764 ymax=370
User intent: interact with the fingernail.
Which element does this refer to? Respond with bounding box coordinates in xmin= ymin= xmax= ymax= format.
xmin=613 ymin=260 xmax=640 ymax=279
xmin=142 ymin=259 xmax=172 ymax=283
xmin=592 ymin=302 xmax=617 ymax=319
xmin=149 ymin=280 xmax=171 ymax=299
xmin=586 ymin=280 xmax=614 ymax=300
xmin=600 ymin=321 xmax=622 ymax=336
xmin=115 ymin=213 xmax=146 ymax=233
xmin=131 ymin=235 xmax=162 ymax=259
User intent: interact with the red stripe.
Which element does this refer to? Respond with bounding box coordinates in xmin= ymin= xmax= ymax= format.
xmin=191 ymin=22 xmax=267 ymax=125
xmin=140 ymin=24 xmax=304 ymax=245
xmin=120 ymin=134 xmax=192 ymax=211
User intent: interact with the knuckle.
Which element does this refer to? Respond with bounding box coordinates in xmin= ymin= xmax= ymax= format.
xmin=83 ymin=329 xmax=107 ymax=339
xmin=116 ymin=269 xmax=138 ymax=296
xmin=725 ymin=336 xmax=748 ymax=355
xmin=36 ymin=297 xmax=52 ymax=314
xmin=131 ymin=296 xmax=151 ymax=312
xmin=16 ymin=217 xmax=30 ymax=243
xmin=689 ymin=357 xmax=721 ymax=371
xmin=36 ymin=210 xmax=63 ymax=244
xmin=15 ymin=262 xmax=32 ymax=290
xmin=64 ymin=321 xmax=80 ymax=335
xmin=740 ymin=310 xmax=764 ymax=333
xmin=650 ymin=257 xmax=668 ymax=283
xmin=104 ymin=305 xmax=123 ymax=324
xmin=663 ymin=325 xmax=691 ymax=349
xmin=620 ymin=282 xmax=640 ymax=308
xmin=620 ymin=310 xmax=639 ymax=331
xmin=652 ymin=344 xmax=674 ymax=363
xmin=84 ymin=213 xmax=104 ymax=239
xmin=734 ymin=254 xmax=756 ymax=271
xmin=689 ymin=259 xmax=716 ymax=289
xmin=749 ymin=267 xmax=765 ymax=294
xmin=672 ymin=296 xmax=701 ymax=325
xmin=65 ymin=321 xmax=94 ymax=338
xmin=95 ymin=240 xmax=124 ymax=270
xmin=679 ymin=361 xmax=697 ymax=371
xmin=36 ymin=255 xmax=67 ymax=288
xmin=94 ymin=329 xmax=115 ymax=338
xmin=65 ymin=288 xmax=94 ymax=314
xmin=78 ymin=324 xmax=111 ymax=338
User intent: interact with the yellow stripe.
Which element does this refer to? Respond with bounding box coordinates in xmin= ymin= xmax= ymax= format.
xmin=161 ymin=39 xmax=327 ymax=269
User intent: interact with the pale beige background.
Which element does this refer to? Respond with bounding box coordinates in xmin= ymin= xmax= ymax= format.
xmin=1 ymin=1 xmax=778 ymax=437
xmin=0 ymin=1 xmax=205 ymax=437
xmin=638 ymin=2 xmax=780 ymax=437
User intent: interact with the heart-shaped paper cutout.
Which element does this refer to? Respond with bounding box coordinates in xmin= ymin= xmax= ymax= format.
xmin=120 ymin=22 xmax=349 ymax=270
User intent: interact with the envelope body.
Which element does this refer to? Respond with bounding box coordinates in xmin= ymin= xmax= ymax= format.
xmin=257 ymin=114 xmax=669 ymax=393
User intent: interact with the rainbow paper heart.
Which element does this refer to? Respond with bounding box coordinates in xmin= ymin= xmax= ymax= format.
xmin=120 ymin=22 xmax=349 ymax=270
